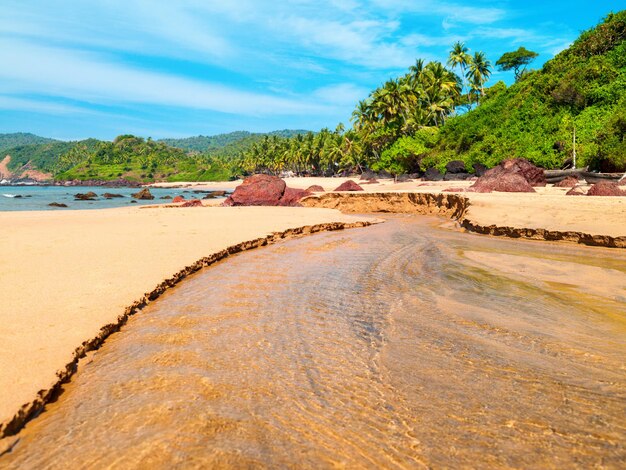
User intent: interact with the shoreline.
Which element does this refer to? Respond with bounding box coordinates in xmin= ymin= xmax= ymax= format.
xmin=2 ymin=180 xmax=625 ymax=440
xmin=0 ymin=206 xmax=375 ymax=439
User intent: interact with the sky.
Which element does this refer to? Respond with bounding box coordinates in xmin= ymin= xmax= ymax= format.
xmin=0 ymin=0 xmax=624 ymax=140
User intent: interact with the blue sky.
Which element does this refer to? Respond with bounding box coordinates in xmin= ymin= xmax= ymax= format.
xmin=0 ymin=0 xmax=624 ymax=140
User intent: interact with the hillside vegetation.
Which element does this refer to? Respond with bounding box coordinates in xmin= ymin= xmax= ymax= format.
xmin=430 ymin=10 xmax=626 ymax=172
xmin=237 ymin=11 xmax=626 ymax=175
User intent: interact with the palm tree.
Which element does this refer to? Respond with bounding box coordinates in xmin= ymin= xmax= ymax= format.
xmin=447 ymin=41 xmax=471 ymax=100
xmin=466 ymin=52 xmax=492 ymax=104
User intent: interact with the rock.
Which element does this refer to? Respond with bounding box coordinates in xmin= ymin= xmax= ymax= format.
xmin=566 ymin=186 xmax=587 ymax=196
xmin=554 ymin=176 xmax=579 ymax=188
xmin=13 ymin=195 xmax=23 ymax=198
xmin=360 ymin=170 xmax=378 ymax=180
xmin=278 ymin=187 xmax=312 ymax=206
xmin=471 ymin=172 xmax=536 ymax=193
xmin=181 ymin=199 xmax=203 ymax=207
xmin=223 ymin=174 xmax=286 ymax=206
xmin=74 ymin=191 xmax=97 ymax=200
xmin=471 ymin=158 xmax=546 ymax=193
xmin=306 ymin=185 xmax=325 ymax=192
xmin=201 ymin=190 xmax=227 ymax=199
xmin=446 ymin=160 xmax=466 ymax=174
xmin=334 ymin=180 xmax=364 ymax=191
xmin=473 ymin=163 xmax=488 ymax=177
xmin=160 ymin=195 xmax=172 ymax=200
xmin=442 ymin=187 xmax=466 ymax=192
xmin=501 ymin=158 xmax=547 ymax=186
xmin=361 ymin=179 xmax=379 ymax=184
xmin=172 ymin=195 xmax=186 ymax=203
xmin=586 ymin=181 xmax=626 ymax=196
xmin=48 ymin=202 xmax=68 ymax=208
xmin=423 ymin=168 xmax=443 ymax=181
xmin=443 ymin=173 xmax=471 ymax=181
xmin=103 ymin=192 xmax=124 ymax=198
xmin=131 ymin=188 xmax=154 ymax=200
xmin=130 ymin=200 xmax=137 ymax=203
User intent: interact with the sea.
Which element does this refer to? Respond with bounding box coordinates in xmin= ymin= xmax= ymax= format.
xmin=0 ymin=185 xmax=226 ymax=211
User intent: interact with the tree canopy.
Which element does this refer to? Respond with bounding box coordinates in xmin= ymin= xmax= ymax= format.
xmin=495 ymin=46 xmax=539 ymax=81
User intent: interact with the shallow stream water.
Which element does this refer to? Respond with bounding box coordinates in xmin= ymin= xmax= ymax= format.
xmin=2 ymin=216 xmax=625 ymax=468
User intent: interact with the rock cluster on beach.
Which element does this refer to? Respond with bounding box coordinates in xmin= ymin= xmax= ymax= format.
xmin=470 ymin=158 xmax=546 ymax=193
xmin=223 ymin=174 xmax=312 ymax=207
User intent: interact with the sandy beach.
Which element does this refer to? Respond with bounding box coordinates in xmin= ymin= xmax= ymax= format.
xmin=154 ymin=178 xmax=626 ymax=237
xmin=2 ymin=177 xmax=625 ymax=439
xmin=0 ymin=205 xmax=371 ymax=435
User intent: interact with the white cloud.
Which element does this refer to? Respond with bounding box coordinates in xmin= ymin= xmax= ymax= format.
xmin=0 ymin=39 xmax=330 ymax=116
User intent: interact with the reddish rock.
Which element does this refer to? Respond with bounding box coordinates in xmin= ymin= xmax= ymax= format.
xmin=472 ymin=172 xmax=536 ymax=193
xmin=566 ymin=186 xmax=586 ymax=196
xmin=278 ymin=187 xmax=312 ymax=207
xmin=306 ymin=185 xmax=325 ymax=192
xmin=223 ymin=174 xmax=287 ymax=206
xmin=442 ymin=187 xmax=466 ymax=192
xmin=172 ymin=195 xmax=186 ymax=203
xmin=586 ymin=181 xmax=626 ymax=196
xmin=361 ymin=178 xmax=379 ymax=184
xmin=181 ymin=199 xmax=203 ymax=207
xmin=471 ymin=158 xmax=545 ymax=193
xmin=131 ymin=188 xmax=154 ymax=200
xmin=555 ymin=176 xmax=579 ymax=188
xmin=334 ymin=180 xmax=364 ymax=192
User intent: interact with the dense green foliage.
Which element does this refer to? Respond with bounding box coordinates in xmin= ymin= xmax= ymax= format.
xmin=0 ymin=133 xmax=58 ymax=154
xmin=429 ymin=10 xmax=626 ymax=172
xmin=160 ymin=130 xmax=310 ymax=154
xmin=55 ymin=135 xmax=237 ymax=182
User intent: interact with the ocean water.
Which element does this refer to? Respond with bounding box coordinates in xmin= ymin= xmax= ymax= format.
xmin=0 ymin=185 xmax=226 ymax=211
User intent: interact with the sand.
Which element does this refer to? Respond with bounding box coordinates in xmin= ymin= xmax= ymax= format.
xmin=153 ymin=178 xmax=626 ymax=237
xmin=0 ymin=205 xmax=371 ymax=432
xmin=3 ymin=176 xmax=624 ymax=436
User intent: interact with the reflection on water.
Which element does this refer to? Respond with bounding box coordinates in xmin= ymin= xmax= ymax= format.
xmin=2 ymin=216 xmax=625 ymax=469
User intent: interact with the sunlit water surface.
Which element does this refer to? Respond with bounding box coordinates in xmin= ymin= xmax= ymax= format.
xmin=2 ymin=216 xmax=625 ymax=469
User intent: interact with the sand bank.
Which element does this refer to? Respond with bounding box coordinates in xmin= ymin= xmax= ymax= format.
xmin=0 ymin=205 xmax=372 ymax=437
xmin=152 ymin=178 xmax=626 ymax=238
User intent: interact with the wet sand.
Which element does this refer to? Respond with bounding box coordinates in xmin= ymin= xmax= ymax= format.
xmin=2 ymin=217 xmax=624 ymax=468
xmin=0 ymin=205 xmax=371 ymax=435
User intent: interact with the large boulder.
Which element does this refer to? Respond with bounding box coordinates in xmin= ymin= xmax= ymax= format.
xmin=555 ymin=176 xmax=579 ymax=188
xmin=471 ymin=172 xmax=536 ymax=193
xmin=278 ymin=188 xmax=312 ymax=206
xmin=334 ymin=180 xmax=364 ymax=191
xmin=172 ymin=195 xmax=186 ymax=203
xmin=587 ymin=181 xmax=626 ymax=196
xmin=223 ymin=174 xmax=286 ymax=206
xmin=445 ymin=160 xmax=466 ymax=174
xmin=131 ymin=188 xmax=154 ymax=200
xmin=470 ymin=158 xmax=545 ymax=193
xmin=423 ymin=168 xmax=443 ymax=181
xmin=102 ymin=192 xmax=124 ymax=199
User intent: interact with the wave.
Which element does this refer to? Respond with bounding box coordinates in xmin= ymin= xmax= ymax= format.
xmin=2 ymin=194 xmax=18 ymax=198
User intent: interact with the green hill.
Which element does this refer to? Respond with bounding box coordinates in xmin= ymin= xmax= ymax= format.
xmin=0 ymin=133 xmax=59 ymax=155
xmin=428 ymin=11 xmax=626 ymax=172
xmin=160 ymin=130 xmax=310 ymax=154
